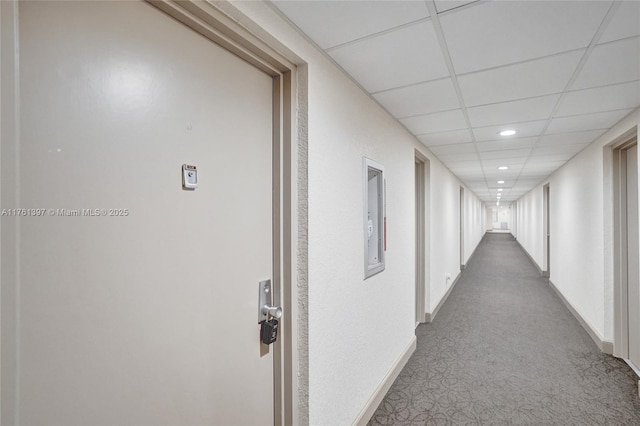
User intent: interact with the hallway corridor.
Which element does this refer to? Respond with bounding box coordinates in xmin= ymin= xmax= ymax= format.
xmin=370 ymin=234 xmax=640 ymax=425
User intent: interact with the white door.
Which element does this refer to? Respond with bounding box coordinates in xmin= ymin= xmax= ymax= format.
xmin=17 ymin=1 xmax=275 ymax=424
xmin=626 ymin=145 xmax=640 ymax=369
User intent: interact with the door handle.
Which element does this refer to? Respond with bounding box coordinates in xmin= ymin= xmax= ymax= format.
xmin=258 ymin=280 xmax=282 ymax=323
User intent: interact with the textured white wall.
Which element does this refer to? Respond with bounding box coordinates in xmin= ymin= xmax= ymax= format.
xmin=517 ymin=109 xmax=640 ymax=342
xmin=222 ymin=3 xmax=486 ymax=424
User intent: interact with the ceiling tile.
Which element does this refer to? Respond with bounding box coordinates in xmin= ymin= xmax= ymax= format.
xmin=528 ymin=153 xmax=575 ymax=163
xmin=467 ymin=95 xmax=560 ymax=127
xmin=438 ymin=152 xmax=480 ymax=162
xmin=599 ymin=1 xmax=640 ymax=44
xmin=483 ymin=158 xmax=528 ymax=168
xmin=373 ymin=78 xmax=459 ymax=118
xmin=429 ymin=142 xmax=476 ymax=156
xmin=401 ymin=109 xmax=467 ymax=135
xmin=484 ymin=169 xmax=522 ymax=179
xmin=329 ymin=21 xmax=449 ymax=93
xmin=533 ymin=144 xmax=588 ymax=156
xmin=439 ymin=0 xmax=610 ymax=74
xmin=434 ymin=1 xmax=478 ymax=14
xmin=480 ymin=149 xmax=531 ymax=161
xmin=556 ymin=80 xmax=640 ymax=116
xmin=273 ymin=1 xmax=430 ymax=50
xmin=521 ymin=160 xmax=566 ymax=173
xmin=418 ymin=129 xmax=473 ymax=146
xmin=537 ymin=130 xmax=606 ymax=146
xmin=514 ymin=178 xmax=545 ymax=187
xmin=448 ymin=166 xmax=483 ymax=175
xmin=572 ymin=37 xmax=640 ymax=90
xmin=476 ymin=137 xmax=537 ymax=152
xmin=547 ymin=109 xmax=633 ymax=134
xmin=458 ymin=51 xmax=584 ymax=107
xmin=473 ymin=120 xmax=547 ymax=142
xmin=443 ymin=159 xmax=481 ymax=169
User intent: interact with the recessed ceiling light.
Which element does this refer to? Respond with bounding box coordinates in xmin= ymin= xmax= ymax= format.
xmin=499 ymin=129 xmax=516 ymax=136
xmin=498 ymin=166 xmax=509 ymax=170
xmin=497 ymin=180 xmax=505 ymax=184
xmin=497 ymin=188 xmax=503 ymax=192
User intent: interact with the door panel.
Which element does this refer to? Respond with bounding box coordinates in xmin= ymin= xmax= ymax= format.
xmin=19 ymin=1 xmax=274 ymax=424
xmin=626 ymin=145 xmax=640 ymax=369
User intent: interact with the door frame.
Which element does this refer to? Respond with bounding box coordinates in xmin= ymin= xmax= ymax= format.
xmin=414 ymin=153 xmax=426 ymax=325
xmin=543 ymin=184 xmax=550 ymax=278
xmin=460 ymin=186 xmax=465 ymax=270
xmin=0 ymin=1 xmax=306 ymax=424
xmin=610 ymin=130 xmax=638 ymax=361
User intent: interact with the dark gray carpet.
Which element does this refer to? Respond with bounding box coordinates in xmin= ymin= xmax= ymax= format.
xmin=369 ymin=233 xmax=640 ymax=425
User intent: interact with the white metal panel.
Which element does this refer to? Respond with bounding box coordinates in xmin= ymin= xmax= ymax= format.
xmin=458 ymin=51 xmax=584 ymax=107
xmin=440 ymin=0 xmax=609 ymax=74
xmin=329 ymin=21 xmax=449 ymax=92
xmin=373 ymin=78 xmax=459 ymax=118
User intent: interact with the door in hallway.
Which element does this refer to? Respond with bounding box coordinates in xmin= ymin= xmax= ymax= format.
xmin=415 ymin=158 xmax=426 ymax=325
xmin=14 ymin=1 xmax=276 ymax=424
xmin=626 ymin=145 xmax=640 ymax=369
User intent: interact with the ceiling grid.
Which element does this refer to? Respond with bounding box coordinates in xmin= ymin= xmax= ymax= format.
xmin=272 ymin=0 xmax=640 ymax=203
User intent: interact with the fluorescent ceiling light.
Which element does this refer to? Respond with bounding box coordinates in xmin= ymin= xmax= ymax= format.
xmin=499 ymin=129 xmax=516 ymax=136
xmin=497 ymin=188 xmax=503 ymax=192
xmin=497 ymin=180 xmax=505 ymax=184
xmin=498 ymin=166 xmax=509 ymax=170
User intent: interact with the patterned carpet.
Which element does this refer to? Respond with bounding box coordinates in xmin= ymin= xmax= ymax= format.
xmin=369 ymin=233 xmax=640 ymax=425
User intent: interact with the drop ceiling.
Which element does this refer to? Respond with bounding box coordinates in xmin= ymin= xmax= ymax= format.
xmin=272 ymin=0 xmax=640 ymax=204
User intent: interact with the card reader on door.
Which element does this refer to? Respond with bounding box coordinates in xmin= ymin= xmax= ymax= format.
xmin=182 ymin=164 xmax=198 ymax=190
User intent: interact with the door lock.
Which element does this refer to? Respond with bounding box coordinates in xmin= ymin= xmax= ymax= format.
xmin=258 ymin=280 xmax=282 ymax=345
xmin=258 ymin=280 xmax=282 ymax=322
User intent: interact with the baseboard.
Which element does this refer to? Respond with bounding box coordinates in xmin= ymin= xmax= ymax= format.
xmin=602 ymin=341 xmax=614 ymax=355
xmin=426 ymin=272 xmax=461 ymax=323
xmin=515 ymin=239 xmax=543 ymax=276
xmin=353 ymin=336 xmax=417 ymax=426
xmin=548 ymin=280 xmax=613 ymax=355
